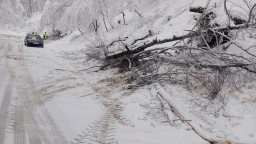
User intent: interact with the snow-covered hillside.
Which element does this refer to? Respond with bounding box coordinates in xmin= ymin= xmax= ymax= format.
xmin=0 ymin=0 xmax=256 ymax=144
xmin=1 ymin=0 xmax=255 ymax=36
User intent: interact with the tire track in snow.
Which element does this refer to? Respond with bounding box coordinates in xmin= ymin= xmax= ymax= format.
xmin=71 ymin=112 xmax=117 ymax=144
xmin=5 ymin=42 xmax=27 ymax=144
xmin=5 ymin=41 xmax=38 ymax=144
xmin=71 ymin=76 xmax=134 ymax=144
xmin=0 ymin=41 xmax=9 ymax=144
xmin=0 ymin=81 xmax=13 ymax=144
xmin=14 ymin=104 xmax=25 ymax=144
xmin=0 ymin=37 xmax=6 ymax=51
xmin=0 ymin=41 xmax=18 ymax=144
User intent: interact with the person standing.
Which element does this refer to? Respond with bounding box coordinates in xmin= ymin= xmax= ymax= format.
xmin=43 ymin=32 xmax=47 ymax=40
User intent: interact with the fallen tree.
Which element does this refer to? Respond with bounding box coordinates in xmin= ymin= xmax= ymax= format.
xmin=105 ymin=22 xmax=256 ymax=60
xmin=101 ymin=24 xmax=256 ymax=99
xmin=87 ymin=2 xmax=256 ymax=99
xmin=105 ymin=0 xmax=256 ymax=60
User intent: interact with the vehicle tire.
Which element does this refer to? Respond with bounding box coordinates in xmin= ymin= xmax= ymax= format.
xmin=41 ymin=44 xmax=44 ymax=48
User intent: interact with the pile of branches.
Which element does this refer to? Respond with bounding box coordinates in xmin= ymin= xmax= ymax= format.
xmin=92 ymin=2 xmax=256 ymax=99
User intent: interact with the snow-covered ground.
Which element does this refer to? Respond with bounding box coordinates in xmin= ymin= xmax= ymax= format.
xmin=1 ymin=31 xmax=255 ymax=144
xmin=1 ymin=0 xmax=256 ymax=144
xmin=0 ymin=32 xmax=208 ymax=144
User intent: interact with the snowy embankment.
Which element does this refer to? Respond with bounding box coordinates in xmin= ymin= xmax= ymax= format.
xmin=156 ymin=83 xmax=256 ymax=144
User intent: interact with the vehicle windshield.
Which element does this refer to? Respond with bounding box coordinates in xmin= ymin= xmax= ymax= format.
xmin=28 ymin=35 xmax=41 ymax=40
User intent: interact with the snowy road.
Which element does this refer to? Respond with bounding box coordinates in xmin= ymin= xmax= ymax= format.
xmin=0 ymin=34 xmax=68 ymax=144
xmin=0 ymin=33 xmax=123 ymax=144
xmin=0 ymin=34 xmax=135 ymax=144
xmin=0 ymin=34 xmax=137 ymax=144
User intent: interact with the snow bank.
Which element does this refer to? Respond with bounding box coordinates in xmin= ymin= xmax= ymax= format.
xmin=156 ymin=83 xmax=256 ymax=144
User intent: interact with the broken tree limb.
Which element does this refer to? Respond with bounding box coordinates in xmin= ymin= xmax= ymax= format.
xmin=121 ymin=11 xmax=126 ymax=25
xmin=106 ymin=32 xmax=198 ymax=59
xmin=108 ymin=30 xmax=152 ymax=48
xmin=132 ymin=45 xmax=256 ymax=74
xmin=124 ymin=56 xmax=132 ymax=69
xmin=105 ymin=43 xmax=256 ymax=74
xmin=155 ymin=83 xmax=215 ymax=143
xmin=108 ymin=37 xmax=128 ymax=46
xmin=106 ymin=23 xmax=256 ymax=60
xmin=98 ymin=0 xmax=108 ymax=32
xmin=197 ymin=62 xmax=256 ymax=73
xmin=121 ymin=41 xmax=131 ymax=52
xmin=243 ymin=3 xmax=256 ymax=26
xmin=189 ymin=7 xmax=206 ymax=13
xmin=224 ymin=0 xmax=232 ymax=26
xmin=155 ymin=83 xmax=244 ymax=144
xmin=135 ymin=9 xmax=143 ymax=18
xmin=77 ymin=27 xmax=84 ymax=35
xmin=205 ymin=23 xmax=256 ymax=32
xmin=131 ymin=31 xmax=153 ymax=45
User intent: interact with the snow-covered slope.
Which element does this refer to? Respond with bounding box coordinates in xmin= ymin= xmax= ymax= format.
xmin=0 ymin=0 xmax=45 ymax=30
xmin=1 ymin=0 xmax=255 ymax=36
xmin=0 ymin=0 xmax=25 ymax=28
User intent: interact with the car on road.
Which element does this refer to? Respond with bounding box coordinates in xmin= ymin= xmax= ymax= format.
xmin=24 ymin=34 xmax=44 ymax=47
